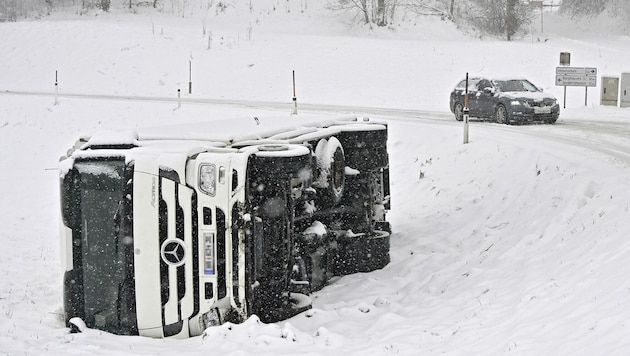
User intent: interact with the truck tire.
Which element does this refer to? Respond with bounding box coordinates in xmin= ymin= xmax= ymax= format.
xmin=335 ymin=230 xmax=390 ymax=275
xmin=251 ymin=144 xmax=311 ymax=178
xmin=338 ymin=126 xmax=388 ymax=172
xmin=314 ymin=137 xmax=345 ymax=206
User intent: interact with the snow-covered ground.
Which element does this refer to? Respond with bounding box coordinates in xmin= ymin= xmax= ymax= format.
xmin=1 ymin=2 xmax=630 ymax=354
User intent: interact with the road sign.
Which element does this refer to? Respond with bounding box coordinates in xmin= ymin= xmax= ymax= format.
xmin=556 ymin=66 xmax=597 ymax=87
xmin=556 ymin=75 xmax=597 ymax=87
xmin=556 ymin=67 xmax=597 ymax=76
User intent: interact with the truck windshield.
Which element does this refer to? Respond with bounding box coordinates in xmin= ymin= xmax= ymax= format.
xmin=74 ymin=159 xmax=136 ymax=334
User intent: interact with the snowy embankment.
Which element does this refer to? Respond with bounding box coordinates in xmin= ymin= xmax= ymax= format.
xmin=1 ymin=3 xmax=630 ymax=355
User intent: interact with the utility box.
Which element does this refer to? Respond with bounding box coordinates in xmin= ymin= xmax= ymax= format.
xmin=600 ymin=76 xmax=619 ymax=106
xmin=621 ymin=73 xmax=630 ymax=108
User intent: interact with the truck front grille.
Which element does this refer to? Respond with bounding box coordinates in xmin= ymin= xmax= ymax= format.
xmin=157 ymin=174 xmax=199 ymax=337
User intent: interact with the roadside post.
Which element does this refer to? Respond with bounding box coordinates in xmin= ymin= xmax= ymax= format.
xmin=54 ymin=70 xmax=59 ymax=106
xmin=291 ymin=70 xmax=298 ymax=115
xmin=463 ymin=72 xmax=469 ymax=144
xmin=188 ymin=56 xmax=193 ymax=94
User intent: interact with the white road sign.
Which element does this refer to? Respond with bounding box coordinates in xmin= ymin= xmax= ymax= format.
xmin=556 ymin=66 xmax=597 ymax=87
xmin=556 ymin=67 xmax=597 ymax=76
xmin=556 ymin=75 xmax=597 ymax=87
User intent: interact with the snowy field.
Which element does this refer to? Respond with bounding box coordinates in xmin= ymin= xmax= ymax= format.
xmin=1 ymin=2 xmax=630 ymax=355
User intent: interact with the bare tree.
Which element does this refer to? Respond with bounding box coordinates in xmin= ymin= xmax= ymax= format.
xmin=469 ymin=0 xmax=533 ymax=40
xmin=405 ymin=0 xmax=453 ymax=19
xmin=506 ymin=0 xmax=515 ymax=40
xmin=377 ymin=0 xmax=385 ymax=25
xmin=328 ymin=0 xmax=398 ymax=26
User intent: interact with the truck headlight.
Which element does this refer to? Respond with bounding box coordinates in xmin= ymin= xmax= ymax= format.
xmin=199 ymin=164 xmax=217 ymax=196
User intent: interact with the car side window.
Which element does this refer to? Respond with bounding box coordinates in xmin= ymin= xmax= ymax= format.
xmin=466 ymin=79 xmax=480 ymax=92
xmin=477 ymin=79 xmax=492 ymax=91
xmin=455 ymin=79 xmax=480 ymax=92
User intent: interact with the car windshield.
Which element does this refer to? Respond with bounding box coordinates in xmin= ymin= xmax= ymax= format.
xmin=494 ymin=79 xmax=539 ymax=92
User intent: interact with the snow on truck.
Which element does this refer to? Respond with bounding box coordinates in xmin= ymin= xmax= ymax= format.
xmin=59 ymin=115 xmax=391 ymax=338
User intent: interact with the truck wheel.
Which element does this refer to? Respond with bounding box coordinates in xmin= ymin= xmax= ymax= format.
xmin=314 ymin=137 xmax=345 ymax=206
xmin=337 ymin=126 xmax=388 ymax=171
xmin=252 ymin=144 xmax=311 ymax=177
xmin=335 ymin=230 xmax=390 ymax=275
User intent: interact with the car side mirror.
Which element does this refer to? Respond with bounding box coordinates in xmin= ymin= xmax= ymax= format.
xmin=483 ymin=87 xmax=495 ymax=95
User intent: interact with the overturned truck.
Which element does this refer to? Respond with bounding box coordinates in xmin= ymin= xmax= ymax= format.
xmin=59 ymin=115 xmax=391 ymax=338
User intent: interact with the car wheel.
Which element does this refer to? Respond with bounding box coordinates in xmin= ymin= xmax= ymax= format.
xmin=495 ymin=104 xmax=509 ymax=125
xmin=454 ymin=102 xmax=464 ymax=121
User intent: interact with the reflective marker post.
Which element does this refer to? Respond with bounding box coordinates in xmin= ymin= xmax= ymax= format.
xmin=291 ymin=70 xmax=298 ymax=115
xmin=463 ymin=72 xmax=469 ymax=144
xmin=54 ymin=70 xmax=59 ymax=106
xmin=189 ymin=59 xmax=192 ymax=94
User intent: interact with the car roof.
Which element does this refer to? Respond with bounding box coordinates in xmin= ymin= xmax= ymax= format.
xmin=454 ymin=76 xmax=531 ymax=89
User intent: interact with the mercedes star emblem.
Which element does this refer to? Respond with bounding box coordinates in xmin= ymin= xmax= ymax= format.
xmin=161 ymin=240 xmax=186 ymax=266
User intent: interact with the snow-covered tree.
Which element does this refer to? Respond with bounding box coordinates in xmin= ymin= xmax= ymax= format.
xmin=0 ymin=0 xmax=52 ymax=21
xmin=560 ymin=0 xmax=629 ymax=24
xmin=559 ymin=0 xmax=608 ymax=17
xmin=330 ymin=0 xmax=533 ymax=40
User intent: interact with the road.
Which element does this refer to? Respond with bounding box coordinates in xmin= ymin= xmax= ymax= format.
xmin=3 ymin=89 xmax=629 ymax=165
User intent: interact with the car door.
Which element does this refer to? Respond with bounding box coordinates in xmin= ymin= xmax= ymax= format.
xmin=474 ymin=79 xmax=495 ymax=119
xmin=465 ymin=79 xmax=481 ymax=116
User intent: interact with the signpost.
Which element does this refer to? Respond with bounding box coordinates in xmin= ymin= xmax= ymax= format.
xmin=292 ymin=70 xmax=298 ymax=115
xmin=463 ymin=73 xmax=469 ymax=144
xmin=555 ymin=66 xmax=597 ymax=107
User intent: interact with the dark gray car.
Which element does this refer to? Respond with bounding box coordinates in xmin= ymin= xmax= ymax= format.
xmin=449 ymin=77 xmax=560 ymax=124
